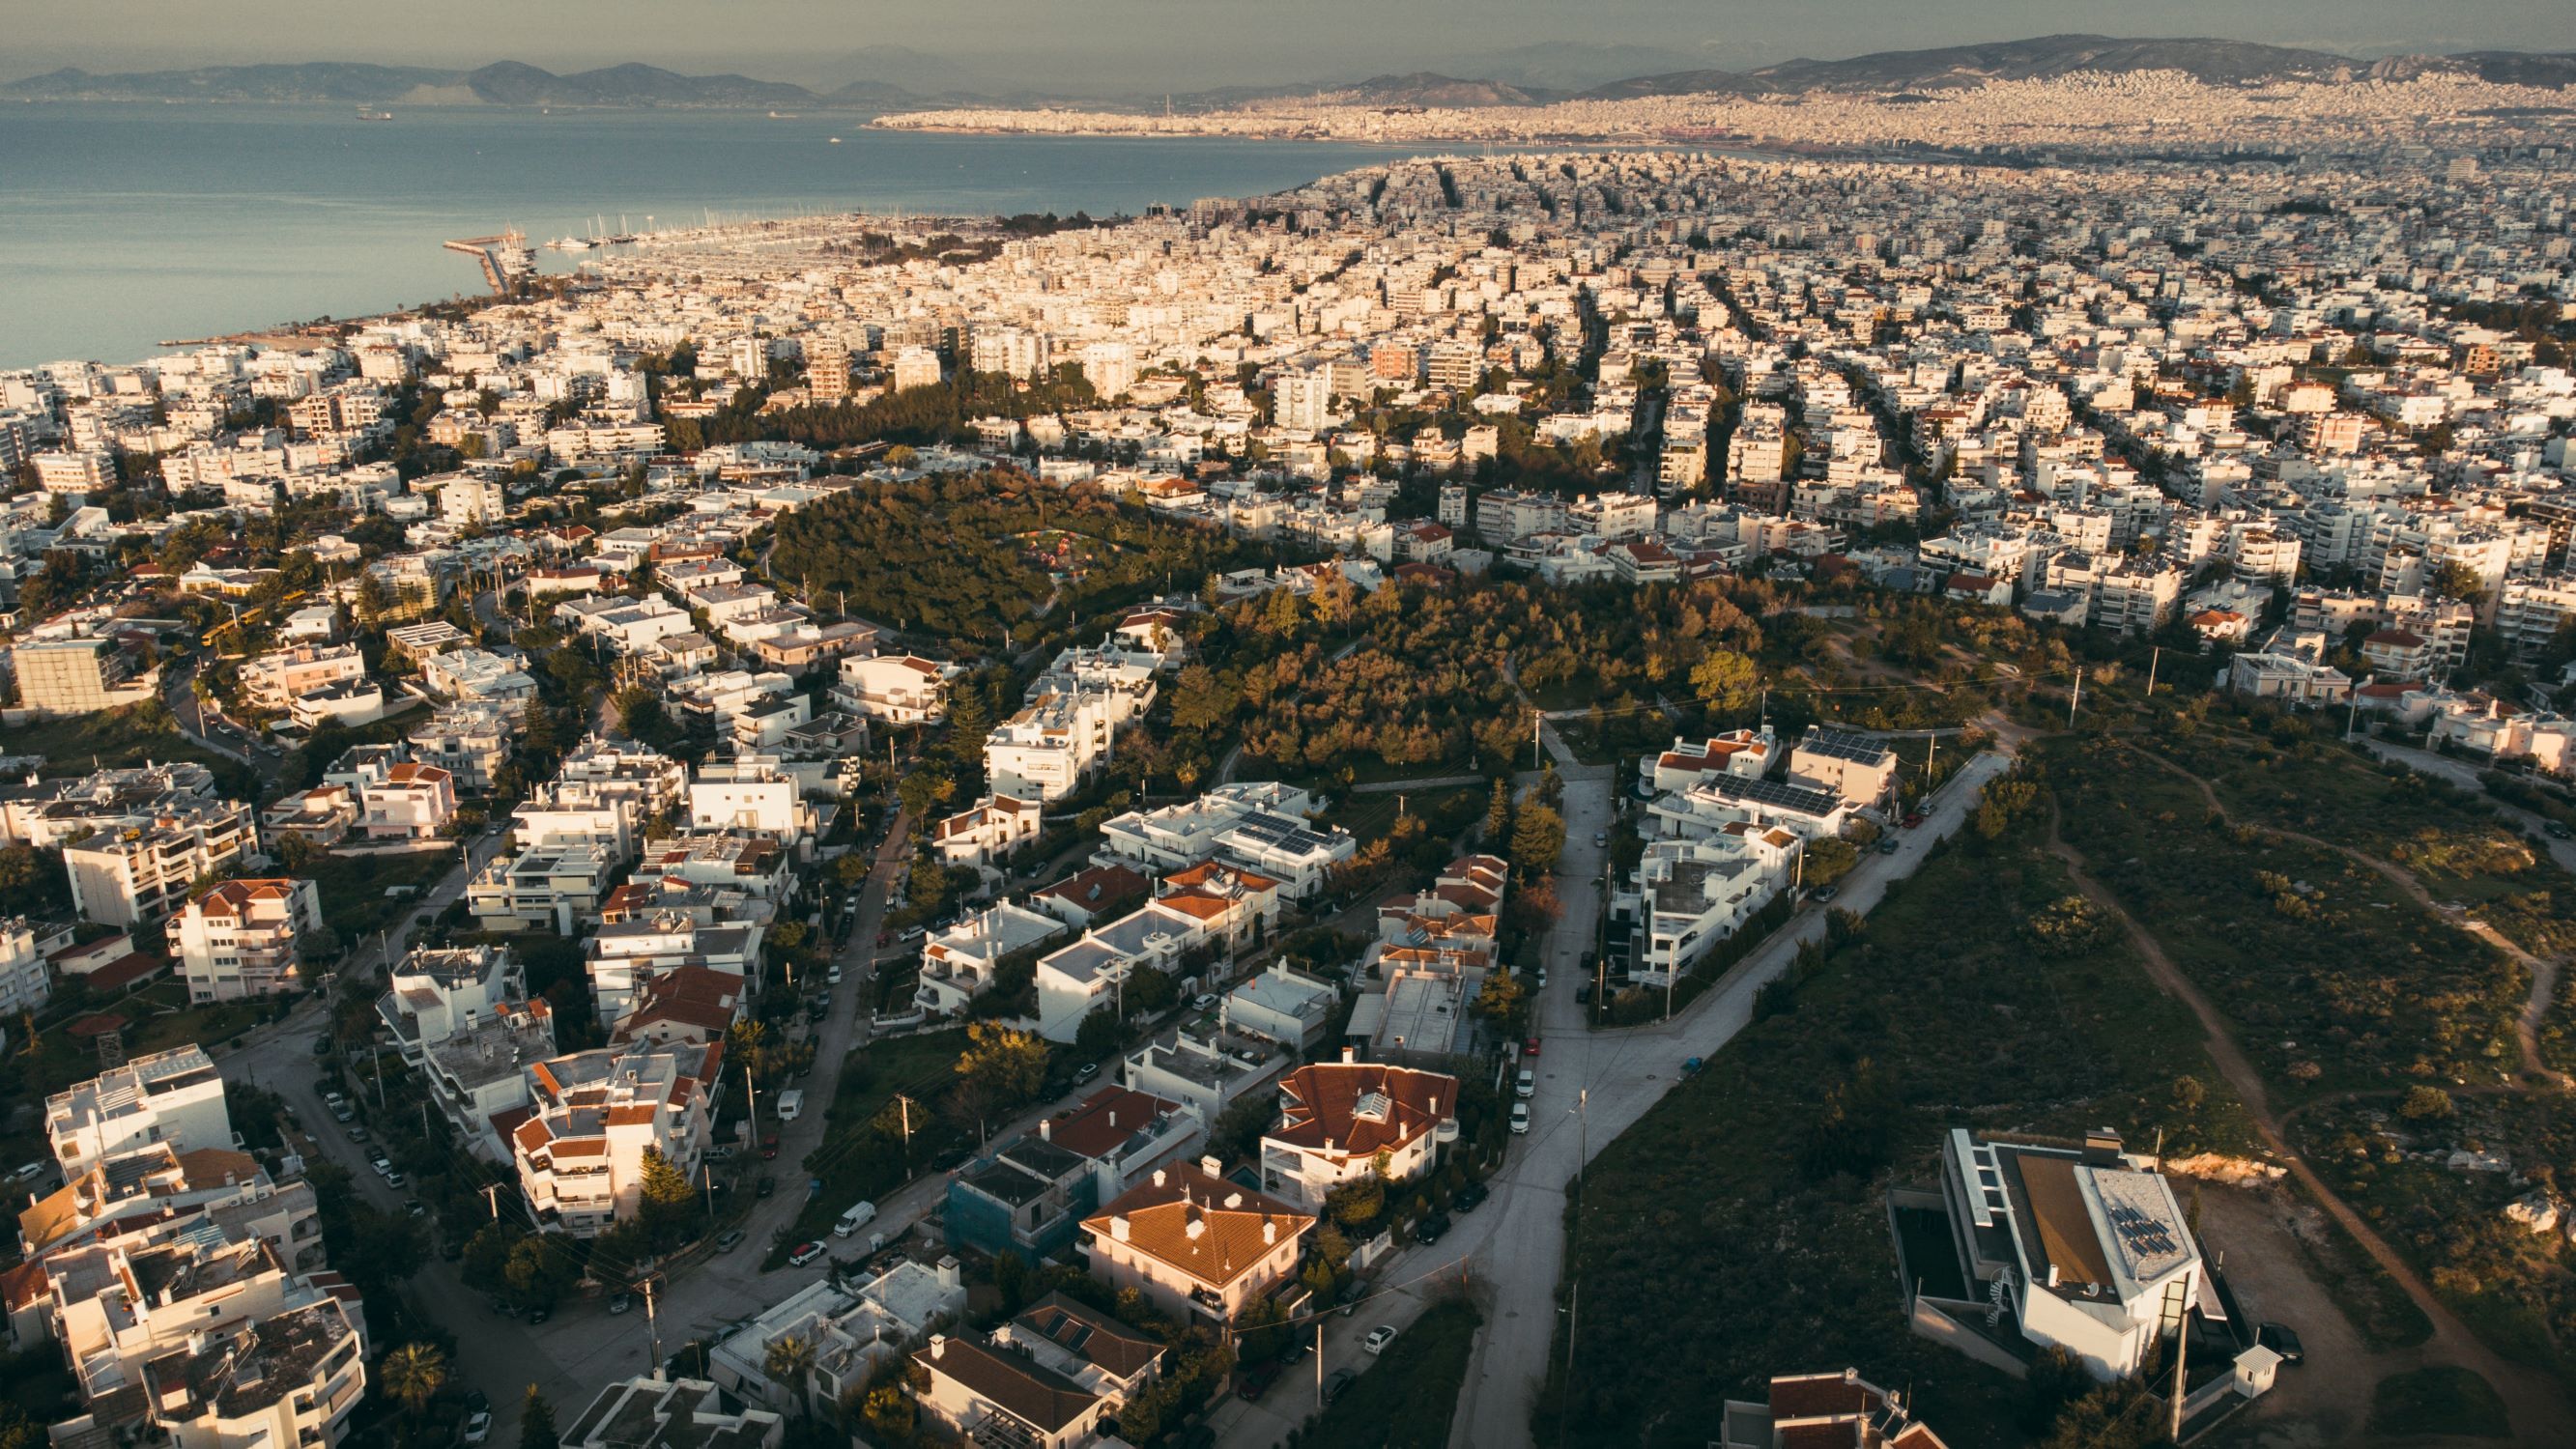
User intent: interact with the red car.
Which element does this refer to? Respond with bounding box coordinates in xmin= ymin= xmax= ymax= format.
xmin=1902 ymin=812 xmax=1925 ymax=830
xmin=761 ymin=1135 xmax=781 ymax=1160
xmin=1523 ymin=1037 xmax=1541 ymax=1058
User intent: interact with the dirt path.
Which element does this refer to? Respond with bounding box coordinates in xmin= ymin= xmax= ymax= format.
xmin=2045 ymin=803 xmax=2575 ymax=1445
xmin=2126 ymin=745 xmax=2571 ymax=1092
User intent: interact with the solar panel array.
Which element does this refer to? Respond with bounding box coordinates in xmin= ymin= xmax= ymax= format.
xmin=1708 ymin=774 xmax=1841 ymax=815
xmin=2106 ymin=1203 xmax=2179 ymax=1260
xmin=1228 ymin=811 xmax=1341 ymax=856
xmin=1801 ymin=726 xmax=1893 ymax=765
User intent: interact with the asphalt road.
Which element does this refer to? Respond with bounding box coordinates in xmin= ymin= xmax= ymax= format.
xmin=1204 ymin=742 xmax=2016 ymax=1449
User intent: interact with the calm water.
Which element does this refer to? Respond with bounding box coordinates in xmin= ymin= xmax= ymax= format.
xmin=1 ymin=103 xmax=1442 ymax=368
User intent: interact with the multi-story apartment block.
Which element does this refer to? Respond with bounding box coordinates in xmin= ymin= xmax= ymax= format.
xmin=11 ymin=632 xmax=161 ymax=715
xmin=174 ymin=878 xmax=325 ymax=1003
xmin=831 ymin=652 xmax=959 ymax=725
xmin=237 ymin=643 xmax=367 ymax=712
xmin=64 ymin=800 xmax=260 ymax=927
xmin=985 ymin=688 xmax=1120 ymax=803
xmin=376 ymin=942 xmax=526 ymax=1057
xmin=0 ymin=915 xmax=57 ymax=1016
xmin=916 ymin=903 xmax=1068 ymax=1017
xmin=46 ymin=1045 xmax=234 ymax=1178
xmin=511 ymin=1040 xmax=720 ymax=1236
xmin=586 ymin=909 xmax=764 ymax=1027
xmin=407 ymin=700 xmax=517 ymax=792
xmin=467 ymin=840 xmax=615 ymax=934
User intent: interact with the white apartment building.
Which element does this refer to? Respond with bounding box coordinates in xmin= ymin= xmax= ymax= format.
xmin=0 ymin=915 xmax=56 ymax=1016
xmin=916 ymin=902 xmax=1068 ymax=1017
xmin=64 ymin=801 xmax=260 ymax=927
xmin=467 ymin=840 xmax=615 ymax=933
xmin=175 ymin=877 xmax=325 ymax=1003
xmin=832 ymin=653 xmax=959 ymax=724
xmin=1624 ymin=830 xmax=1795 ymax=984
xmin=1258 ymin=1057 xmax=1458 ymax=1209
xmin=687 ymin=755 xmax=816 ymax=854
xmin=238 ymin=643 xmax=367 ymax=712
xmin=985 ymin=688 xmax=1120 ymax=803
xmin=377 ymin=943 xmax=527 ymax=1061
xmin=707 ymin=1260 xmax=967 ymax=1414
xmin=511 ymin=1040 xmax=720 ymax=1236
xmin=46 ymin=1045 xmax=234 ymax=1177
xmin=408 ymin=701 xmax=516 ymax=792
xmin=930 ymin=793 xmax=1045 ymax=867
xmin=586 ymin=910 xmax=765 ymax=1027
xmin=419 ymin=646 xmax=538 ymax=704
xmin=88 ymin=1261 xmax=366 ymax=1449
xmin=1788 ymin=725 xmax=1900 ymax=810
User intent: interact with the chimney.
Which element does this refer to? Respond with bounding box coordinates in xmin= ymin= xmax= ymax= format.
xmin=1185 ymin=1218 xmax=1205 ymax=1241
xmin=1340 ymin=1045 xmax=1356 ymax=1065
xmin=1038 ymin=1120 xmax=1050 ymax=1142
xmin=929 ymin=1334 xmax=946 ymax=1360
xmin=1151 ymin=1169 xmax=1165 ymax=1189
xmin=1108 ymin=1111 xmax=1117 ymax=1128
xmin=2083 ymin=1127 xmax=2124 ymax=1166
xmin=2046 ymin=1264 xmax=2061 ymax=1289
xmin=1199 ymin=1154 xmax=1221 ymax=1179
xmin=936 ymin=1255 xmax=961 ymax=1292
xmin=1263 ymin=1220 xmax=1277 ymax=1246
xmin=1110 ymin=1214 xmax=1131 ymax=1242
xmin=1223 ymin=1191 xmax=1243 ymax=1209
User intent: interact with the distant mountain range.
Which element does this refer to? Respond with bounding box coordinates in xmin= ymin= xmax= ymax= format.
xmin=0 ymin=60 xmax=911 ymax=108
xmin=10 ymin=35 xmax=2576 ymax=111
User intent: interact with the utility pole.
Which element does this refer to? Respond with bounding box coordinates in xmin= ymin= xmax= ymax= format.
xmin=642 ymin=1277 xmax=663 ymax=1376
xmin=2147 ymin=645 xmax=2161 ymax=696
xmin=2068 ymin=666 xmax=2084 ymax=728
xmin=482 ymin=1183 xmax=502 ymax=1220
xmin=702 ymin=1162 xmax=715 ymax=1217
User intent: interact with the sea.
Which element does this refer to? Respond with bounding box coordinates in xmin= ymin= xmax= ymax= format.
xmin=0 ymin=102 xmax=1450 ymax=369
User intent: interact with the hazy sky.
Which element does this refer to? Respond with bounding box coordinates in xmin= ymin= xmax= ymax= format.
xmin=8 ymin=0 xmax=2574 ymax=93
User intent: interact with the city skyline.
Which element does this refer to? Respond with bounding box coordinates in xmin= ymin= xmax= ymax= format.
xmin=9 ymin=0 xmax=2576 ymax=95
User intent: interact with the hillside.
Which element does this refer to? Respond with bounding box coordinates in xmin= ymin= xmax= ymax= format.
xmin=1325 ymin=72 xmax=1561 ymax=107
xmin=2 ymin=59 xmax=850 ymax=108
xmin=1746 ymin=34 xmax=2361 ymax=91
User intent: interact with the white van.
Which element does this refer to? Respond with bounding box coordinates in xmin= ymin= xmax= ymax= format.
xmin=1515 ymin=1068 xmax=1535 ymax=1099
xmin=776 ymin=1089 xmax=805 ymax=1122
xmin=834 ymin=1201 xmax=878 ymax=1237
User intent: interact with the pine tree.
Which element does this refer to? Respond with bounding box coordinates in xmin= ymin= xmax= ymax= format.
xmin=519 ymin=1389 xmax=558 ymax=1449
xmin=1484 ymin=777 xmax=1515 ymax=849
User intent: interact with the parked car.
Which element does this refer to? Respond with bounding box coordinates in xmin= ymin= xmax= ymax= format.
xmin=1510 ymin=1102 xmax=1531 ymax=1134
xmin=405 ymin=1201 xmax=428 ymax=1218
xmin=716 ymin=1230 xmax=746 ymax=1252
xmin=1903 ymin=812 xmax=1925 ymax=829
xmin=311 ymin=1037 xmax=334 ymax=1057
xmin=1523 ymin=1037 xmax=1541 ymax=1058
xmin=525 ymin=1307 xmax=550 ymax=1326
xmin=1876 ymin=837 xmax=1901 ymax=855
xmin=1515 ymin=1068 xmax=1534 ymax=1098
xmin=461 ymin=1412 xmax=492 ymax=1445
xmin=1324 ymin=1369 xmax=1357 ymax=1406
xmin=826 ymin=965 xmax=843 ymax=985
xmin=1593 ymin=831 xmax=1608 ymax=847
xmin=1236 ymin=1361 xmax=1282 ymax=1402
xmin=1279 ymin=1337 xmax=1310 ymax=1366
xmin=1574 ymin=982 xmax=1592 ymax=1005
xmin=1073 ymin=1063 xmax=1100 ymax=1083
xmin=1192 ymin=993 xmax=1216 ymax=1010
xmin=7 ymin=1162 xmax=43 ymax=1183
xmin=2549 ymin=822 xmax=2574 ymax=841
xmin=1452 ymin=1182 xmax=1489 ymax=1212
xmin=384 ymin=1170 xmax=406 ymax=1189
xmin=465 ymin=1391 xmax=489 ymax=1416
xmin=1810 ymin=884 xmax=1839 ymax=903
xmin=2256 ymin=1322 xmax=2305 ymax=1365
xmin=608 ymin=1293 xmax=633 ymax=1316
xmin=787 ymin=1241 xmax=827 ymax=1267
xmin=346 ymin=1124 xmax=367 ymax=1142
xmin=1416 ymin=1213 xmax=1451 ymax=1245
xmin=757 ymin=1176 xmax=777 ymax=1198
xmin=761 ymin=1135 xmax=780 ymax=1160
xmin=1361 ymin=1325 xmax=1399 ymax=1354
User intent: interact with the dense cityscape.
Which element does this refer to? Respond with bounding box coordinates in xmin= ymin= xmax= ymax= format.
xmin=5 ymin=19 xmax=2576 ymax=1449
